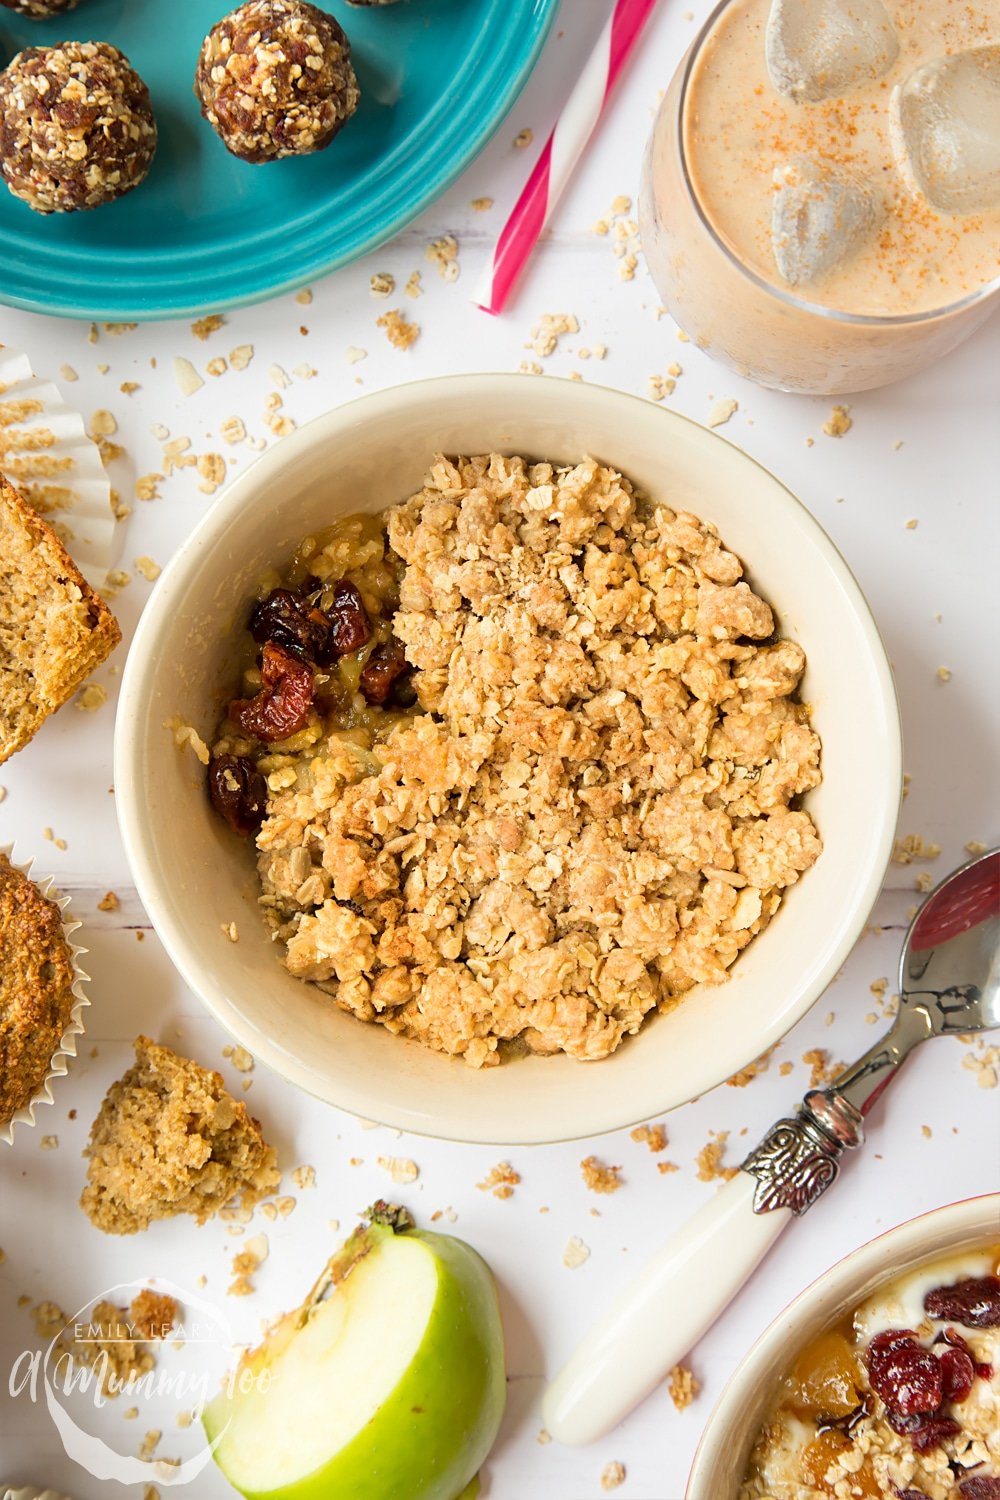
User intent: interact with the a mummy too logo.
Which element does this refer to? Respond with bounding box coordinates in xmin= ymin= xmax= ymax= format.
xmin=7 ymin=1278 xmax=255 ymax=1485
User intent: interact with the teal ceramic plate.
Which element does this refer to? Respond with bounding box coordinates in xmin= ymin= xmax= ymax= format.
xmin=0 ymin=0 xmax=559 ymax=320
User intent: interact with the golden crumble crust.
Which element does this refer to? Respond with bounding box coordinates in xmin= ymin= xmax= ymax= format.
xmin=0 ymin=852 xmax=77 ymax=1123
xmin=80 ymin=1035 xmax=279 ymax=1234
xmin=255 ymin=453 xmax=822 ymax=1067
xmin=0 ymin=472 xmax=121 ymax=764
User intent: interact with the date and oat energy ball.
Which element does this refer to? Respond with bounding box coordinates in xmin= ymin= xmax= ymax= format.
xmin=194 ymin=0 xmax=360 ymax=163
xmin=0 ymin=0 xmax=80 ymax=16
xmin=0 ymin=41 xmax=156 ymax=214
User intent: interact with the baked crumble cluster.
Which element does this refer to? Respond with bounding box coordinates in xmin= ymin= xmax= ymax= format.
xmin=249 ymin=453 xmax=822 ymax=1068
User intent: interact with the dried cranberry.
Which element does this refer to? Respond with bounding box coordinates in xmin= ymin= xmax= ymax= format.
xmin=208 ymin=754 xmax=267 ymax=836
xmin=328 ymin=581 xmax=372 ymax=656
xmin=887 ymin=1410 xmax=961 ymax=1451
xmin=939 ymin=1345 xmax=976 ymax=1403
xmin=866 ymin=1330 xmax=943 ymax=1416
xmin=230 ymin=642 xmax=314 ymax=742
xmin=925 ymin=1276 xmax=1000 ymax=1329
xmin=359 ymin=636 xmax=410 ymax=706
xmin=959 ymin=1480 xmax=1000 ymax=1500
xmin=250 ymin=588 xmax=333 ymax=664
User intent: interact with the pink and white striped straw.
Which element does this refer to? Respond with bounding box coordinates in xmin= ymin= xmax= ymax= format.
xmin=477 ymin=0 xmax=660 ymax=316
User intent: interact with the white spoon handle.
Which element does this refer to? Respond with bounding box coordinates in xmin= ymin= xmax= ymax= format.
xmin=542 ymin=1171 xmax=792 ymax=1446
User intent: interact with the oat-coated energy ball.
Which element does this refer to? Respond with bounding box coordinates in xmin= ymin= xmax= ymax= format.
xmin=0 ymin=0 xmax=81 ymax=16
xmin=0 ymin=41 xmax=157 ymax=214
xmin=195 ymin=0 xmax=360 ymax=163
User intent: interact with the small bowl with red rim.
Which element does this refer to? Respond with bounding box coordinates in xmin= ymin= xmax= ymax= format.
xmin=687 ymin=1193 xmax=1000 ymax=1499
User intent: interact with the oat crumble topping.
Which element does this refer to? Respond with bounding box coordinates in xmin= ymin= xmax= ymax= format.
xmin=240 ymin=453 xmax=822 ymax=1067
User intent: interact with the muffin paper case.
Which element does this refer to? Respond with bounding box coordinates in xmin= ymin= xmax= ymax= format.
xmin=2 ymin=1489 xmax=74 ymax=1500
xmin=0 ymin=845 xmax=90 ymax=1146
xmin=0 ymin=344 xmax=116 ymax=589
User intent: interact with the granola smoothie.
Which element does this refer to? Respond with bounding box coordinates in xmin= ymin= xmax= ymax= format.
xmin=640 ymin=0 xmax=1000 ymax=392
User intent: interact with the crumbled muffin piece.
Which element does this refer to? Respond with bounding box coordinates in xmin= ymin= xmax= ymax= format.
xmin=0 ymin=42 xmax=156 ymax=214
xmin=581 ymin=1157 xmax=623 ymax=1194
xmin=80 ymin=1036 xmax=280 ymax=1234
xmin=0 ymin=473 xmax=121 ymax=762
xmin=128 ymin=1289 xmax=178 ymax=1340
xmin=0 ymin=852 xmax=77 ymax=1125
xmin=195 ymin=0 xmax=359 ymax=162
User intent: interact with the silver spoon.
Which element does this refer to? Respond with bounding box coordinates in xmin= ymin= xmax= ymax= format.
xmin=543 ymin=847 xmax=1000 ymax=1445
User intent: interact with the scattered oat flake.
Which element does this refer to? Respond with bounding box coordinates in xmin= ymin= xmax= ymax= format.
xmin=174 ymin=358 xmax=204 ymax=396
xmin=377 ymin=1155 xmax=419 ymax=1184
xmin=40 ymin=1134 xmax=58 ymax=1150
xmin=966 ymin=841 xmax=988 ymax=857
xmin=207 ymin=357 xmax=228 ymax=378
xmin=275 ymin=1196 xmax=296 ymax=1218
xmin=631 ymin=1123 xmax=667 ymax=1153
xmin=220 ymin=416 xmax=246 ymax=446
xmin=471 ymin=196 xmax=493 ymax=212
xmin=377 ymin=310 xmax=419 ymax=350
xmin=405 ymin=270 xmax=423 ymax=299
xmin=822 ymin=404 xmax=852 ymax=437
xmin=905 ymin=518 xmax=918 ymax=530
xmin=513 ymin=127 xmax=533 ymax=148
xmin=198 ymin=452 xmax=227 ymax=493
xmin=220 ymin=921 xmax=239 ymax=943
xmin=921 ymin=1125 xmax=932 ymax=1138
xmin=537 ymin=1428 xmax=552 ymax=1445
xmin=77 ymin=682 xmax=108 ymax=712
xmin=369 ymin=272 xmax=395 ymax=298
xmin=90 ymin=408 xmax=117 ymax=438
xmin=667 ymin=1363 xmax=700 ymax=1410
xmin=477 ymin=1162 xmax=520 ymax=1199
xmin=295 ymin=289 xmax=313 ymax=306
xmin=139 ymin=1429 xmax=161 ymax=1460
xmin=707 ymin=398 xmax=738 ymax=428
xmin=936 ymin=665 xmax=952 ymax=682
xmin=656 ymin=1160 xmax=680 ymax=1174
xmin=98 ymin=891 xmax=119 ymax=912
xmin=229 ymin=345 xmax=254 ymax=372
xmin=164 ymin=716 xmax=210 ymax=766
xmin=563 ymin=1236 xmax=591 ymax=1269
xmin=192 ymin=314 xmax=225 ymax=341
xmin=529 ymin=311 xmax=578 ymax=358
xmin=291 ymin=1165 xmax=316 ymax=1190
xmin=223 ymin=1044 xmax=254 ymax=1073
xmin=648 ymin=375 xmax=676 ymax=402
xmin=601 ymin=1461 xmax=626 ymax=1491
xmin=581 ymin=1156 xmax=623 ymax=1194
xmin=135 ymin=556 xmax=161 ymax=582
xmin=426 ymin=235 xmax=460 ymax=281
xmin=59 ymin=363 xmax=78 ymax=383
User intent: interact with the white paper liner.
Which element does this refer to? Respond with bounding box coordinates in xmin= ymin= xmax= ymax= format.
xmin=0 ymin=343 xmax=116 ymax=589
xmin=2 ymin=1489 xmax=74 ymax=1500
xmin=0 ymin=844 xmax=90 ymax=1146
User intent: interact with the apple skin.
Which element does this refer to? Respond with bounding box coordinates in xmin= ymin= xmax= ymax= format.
xmin=204 ymin=1209 xmax=506 ymax=1500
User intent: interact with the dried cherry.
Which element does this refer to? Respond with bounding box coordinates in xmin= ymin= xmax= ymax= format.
xmin=208 ymin=754 xmax=267 ymax=836
xmin=230 ymin=642 xmax=314 ymax=742
xmin=939 ymin=1345 xmax=976 ymax=1403
xmin=250 ymin=587 xmax=333 ymax=663
xmin=328 ymin=580 xmax=372 ymax=656
xmin=360 ymin=636 xmax=410 ymax=705
xmin=866 ymin=1330 xmax=942 ymax=1417
xmin=925 ymin=1276 xmax=1000 ymax=1329
xmin=959 ymin=1480 xmax=1000 ymax=1500
xmin=886 ymin=1410 xmax=961 ymax=1451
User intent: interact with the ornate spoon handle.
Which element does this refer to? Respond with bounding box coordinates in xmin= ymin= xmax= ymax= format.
xmin=543 ymin=1005 xmax=931 ymax=1446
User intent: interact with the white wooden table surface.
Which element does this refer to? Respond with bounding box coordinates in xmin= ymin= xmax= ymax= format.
xmin=1 ymin=2 xmax=999 ymax=1495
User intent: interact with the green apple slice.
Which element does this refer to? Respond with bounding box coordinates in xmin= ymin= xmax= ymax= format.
xmin=204 ymin=1203 xmax=505 ymax=1500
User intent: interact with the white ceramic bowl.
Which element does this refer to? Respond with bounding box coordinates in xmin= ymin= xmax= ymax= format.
xmin=687 ymin=1193 xmax=1000 ymax=1497
xmin=115 ymin=374 xmax=901 ymax=1143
